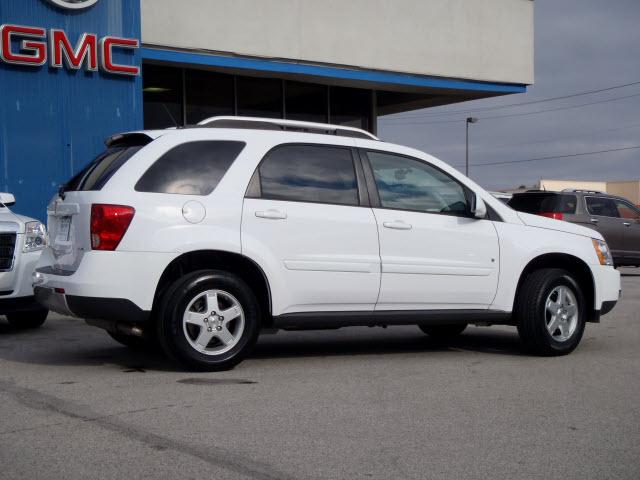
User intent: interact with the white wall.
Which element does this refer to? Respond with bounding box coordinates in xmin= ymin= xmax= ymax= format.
xmin=141 ymin=0 xmax=534 ymax=85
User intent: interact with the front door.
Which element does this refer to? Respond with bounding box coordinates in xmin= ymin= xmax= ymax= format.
xmin=241 ymin=143 xmax=380 ymax=316
xmin=361 ymin=150 xmax=500 ymax=310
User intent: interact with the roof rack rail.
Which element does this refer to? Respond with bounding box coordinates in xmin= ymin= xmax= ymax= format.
xmin=561 ymin=188 xmax=606 ymax=194
xmin=197 ymin=116 xmax=379 ymax=141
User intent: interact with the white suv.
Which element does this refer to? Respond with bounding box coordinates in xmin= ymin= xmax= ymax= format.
xmin=0 ymin=193 xmax=49 ymax=328
xmin=34 ymin=117 xmax=621 ymax=370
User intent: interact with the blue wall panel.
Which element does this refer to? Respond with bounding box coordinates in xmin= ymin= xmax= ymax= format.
xmin=0 ymin=0 xmax=142 ymax=221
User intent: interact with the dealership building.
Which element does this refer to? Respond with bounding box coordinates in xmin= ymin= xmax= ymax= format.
xmin=0 ymin=0 xmax=534 ymax=220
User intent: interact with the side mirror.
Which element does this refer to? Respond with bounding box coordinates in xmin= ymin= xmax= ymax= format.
xmin=470 ymin=193 xmax=487 ymax=219
xmin=0 ymin=192 xmax=15 ymax=207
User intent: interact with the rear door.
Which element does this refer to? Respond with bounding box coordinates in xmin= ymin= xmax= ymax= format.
xmin=361 ymin=150 xmax=499 ymax=311
xmin=584 ymin=196 xmax=629 ymax=258
xmin=241 ymin=143 xmax=380 ymax=315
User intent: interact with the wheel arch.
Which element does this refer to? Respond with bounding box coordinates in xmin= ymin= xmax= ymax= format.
xmin=152 ymin=250 xmax=273 ymax=326
xmin=515 ymin=253 xmax=598 ymax=322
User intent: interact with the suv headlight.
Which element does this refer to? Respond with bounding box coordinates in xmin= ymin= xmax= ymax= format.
xmin=592 ymin=238 xmax=613 ymax=266
xmin=24 ymin=221 xmax=47 ymax=253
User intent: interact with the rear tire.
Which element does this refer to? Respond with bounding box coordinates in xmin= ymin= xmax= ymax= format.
xmin=419 ymin=324 xmax=467 ymax=339
xmin=7 ymin=309 xmax=48 ymax=329
xmin=515 ymin=268 xmax=586 ymax=356
xmin=156 ymin=270 xmax=260 ymax=371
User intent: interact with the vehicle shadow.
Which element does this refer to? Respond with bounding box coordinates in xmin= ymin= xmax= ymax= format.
xmin=251 ymin=326 xmax=526 ymax=359
xmin=0 ymin=320 xmax=525 ymax=372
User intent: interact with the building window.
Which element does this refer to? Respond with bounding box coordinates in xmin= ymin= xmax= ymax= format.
xmin=285 ymin=81 xmax=328 ymax=123
xmin=142 ymin=64 xmax=183 ymax=129
xmin=185 ymin=69 xmax=235 ymax=124
xmin=237 ymin=76 xmax=283 ymax=118
xmin=330 ymin=86 xmax=371 ymax=131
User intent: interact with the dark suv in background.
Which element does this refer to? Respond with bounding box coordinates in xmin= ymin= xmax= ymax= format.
xmin=509 ymin=190 xmax=640 ymax=267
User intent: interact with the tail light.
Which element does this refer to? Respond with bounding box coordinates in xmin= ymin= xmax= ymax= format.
xmin=90 ymin=204 xmax=135 ymax=250
xmin=539 ymin=212 xmax=564 ymax=220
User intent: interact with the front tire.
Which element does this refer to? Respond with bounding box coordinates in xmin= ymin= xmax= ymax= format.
xmin=7 ymin=309 xmax=48 ymax=329
xmin=157 ymin=270 xmax=260 ymax=371
xmin=516 ymin=268 xmax=586 ymax=356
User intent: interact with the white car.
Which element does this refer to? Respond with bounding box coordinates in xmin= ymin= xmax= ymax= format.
xmin=0 ymin=193 xmax=49 ymax=328
xmin=34 ymin=117 xmax=621 ymax=370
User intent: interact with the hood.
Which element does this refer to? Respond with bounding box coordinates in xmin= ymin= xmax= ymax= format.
xmin=0 ymin=207 xmax=38 ymax=233
xmin=517 ymin=212 xmax=603 ymax=240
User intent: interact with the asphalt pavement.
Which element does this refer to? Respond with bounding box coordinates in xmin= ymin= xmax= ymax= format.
xmin=1 ymin=269 xmax=639 ymax=480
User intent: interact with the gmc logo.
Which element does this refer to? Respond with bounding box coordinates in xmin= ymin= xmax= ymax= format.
xmin=0 ymin=24 xmax=139 ymax=76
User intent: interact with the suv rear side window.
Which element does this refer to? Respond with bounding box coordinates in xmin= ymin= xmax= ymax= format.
xmin=135 ymin=141 xmax=245 ymax=195
xmin=255 ymin=145 xmax=359 ymax=206
xmin=508 ymin=193 xmax=577 ymax=214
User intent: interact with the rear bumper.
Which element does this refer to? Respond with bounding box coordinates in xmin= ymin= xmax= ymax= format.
xmin=34 ymin=286 xmax=150 ymax=325
xmin=34 ymin=249 xmax=177 ymax=312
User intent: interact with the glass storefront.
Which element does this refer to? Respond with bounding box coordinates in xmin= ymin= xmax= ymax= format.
xmin=142 ymin=64 xmax=375 ymax=132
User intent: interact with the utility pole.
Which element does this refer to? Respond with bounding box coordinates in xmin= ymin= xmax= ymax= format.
xmin=465 ymin=117 xmax=478 ymax=177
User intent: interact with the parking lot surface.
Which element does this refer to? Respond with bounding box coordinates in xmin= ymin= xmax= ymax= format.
xmin=1 ymin=270 xmax=639 ymax=480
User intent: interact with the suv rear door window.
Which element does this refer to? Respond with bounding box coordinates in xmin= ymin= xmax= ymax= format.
xmin=256 ymin=145 xmax=359 ymax=206
xmin=508 ymin=193 xmax=577 ymax=214
xmin=135 ymin=141 xmax=245 ymax=195
xmin=586 ymin=197 xmax=620 ymax=217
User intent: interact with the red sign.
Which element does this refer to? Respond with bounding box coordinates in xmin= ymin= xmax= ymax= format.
xmin=0 ymin=24 xmax=140 ymax=76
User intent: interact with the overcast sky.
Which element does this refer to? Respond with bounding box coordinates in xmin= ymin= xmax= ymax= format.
xmin=378 ymin=0 xmax=640 ymax=190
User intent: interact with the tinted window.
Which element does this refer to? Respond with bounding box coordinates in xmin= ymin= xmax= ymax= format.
xmin=135 ymin=141 xmax=245 ymax=195
xmin=63 ymin=146 xmax=143 ymax=192
xmin=367 ymin=152 xmax=468 ymax=215
xmin=508 ymin=193 xmax=577 ymax=214
xmin=258 ymin=145 xmax=358 ymax=206
xmin=185 ymin=69 xmax=234 ymax=124
xmin=143 ymin=64 xmax=183 ymax=129
xmin=237 ymin=77 xmax=283 ymax=118
xmin=586 ymin=197 xmax=619 ymax=217
xmin=613 ymin=199 xmax=640 ymax=219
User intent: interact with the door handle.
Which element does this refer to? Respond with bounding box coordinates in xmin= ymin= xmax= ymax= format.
xmin=623 ymin=222 xmax=631 ymax=227
xmin=383 ymin=220 xmax=412 ymax=230
xmin=590 ymin=218 xmax=599 ymax=224
xmin=255 ymin=209 xmax=287 ymax=220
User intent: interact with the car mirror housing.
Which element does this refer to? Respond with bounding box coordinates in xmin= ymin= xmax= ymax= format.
xmin=471 ymin=193 xmax=487 ymax=219
xmin=0 ymin=192 xmax=16 ymax=207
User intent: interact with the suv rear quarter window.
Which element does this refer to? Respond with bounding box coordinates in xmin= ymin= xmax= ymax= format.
xmin=135 ymin=141 xmax=245 ymax=195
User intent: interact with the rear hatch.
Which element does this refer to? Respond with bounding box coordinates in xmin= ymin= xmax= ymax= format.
xmin=47 ymin=133 xmax=155 ymax=273
xmin=508 ymin=192 xmax=578 ymax=221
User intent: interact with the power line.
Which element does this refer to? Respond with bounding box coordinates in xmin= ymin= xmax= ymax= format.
xmin=450 ymin=145 xmax=640 ymax=169
xmin=381 ymin=92 xmax=640 ymax=126
xmin=478 ymin=121 xmax=640 ymax=152
xmin=384 ymin=80 xmax=640 ymax=120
